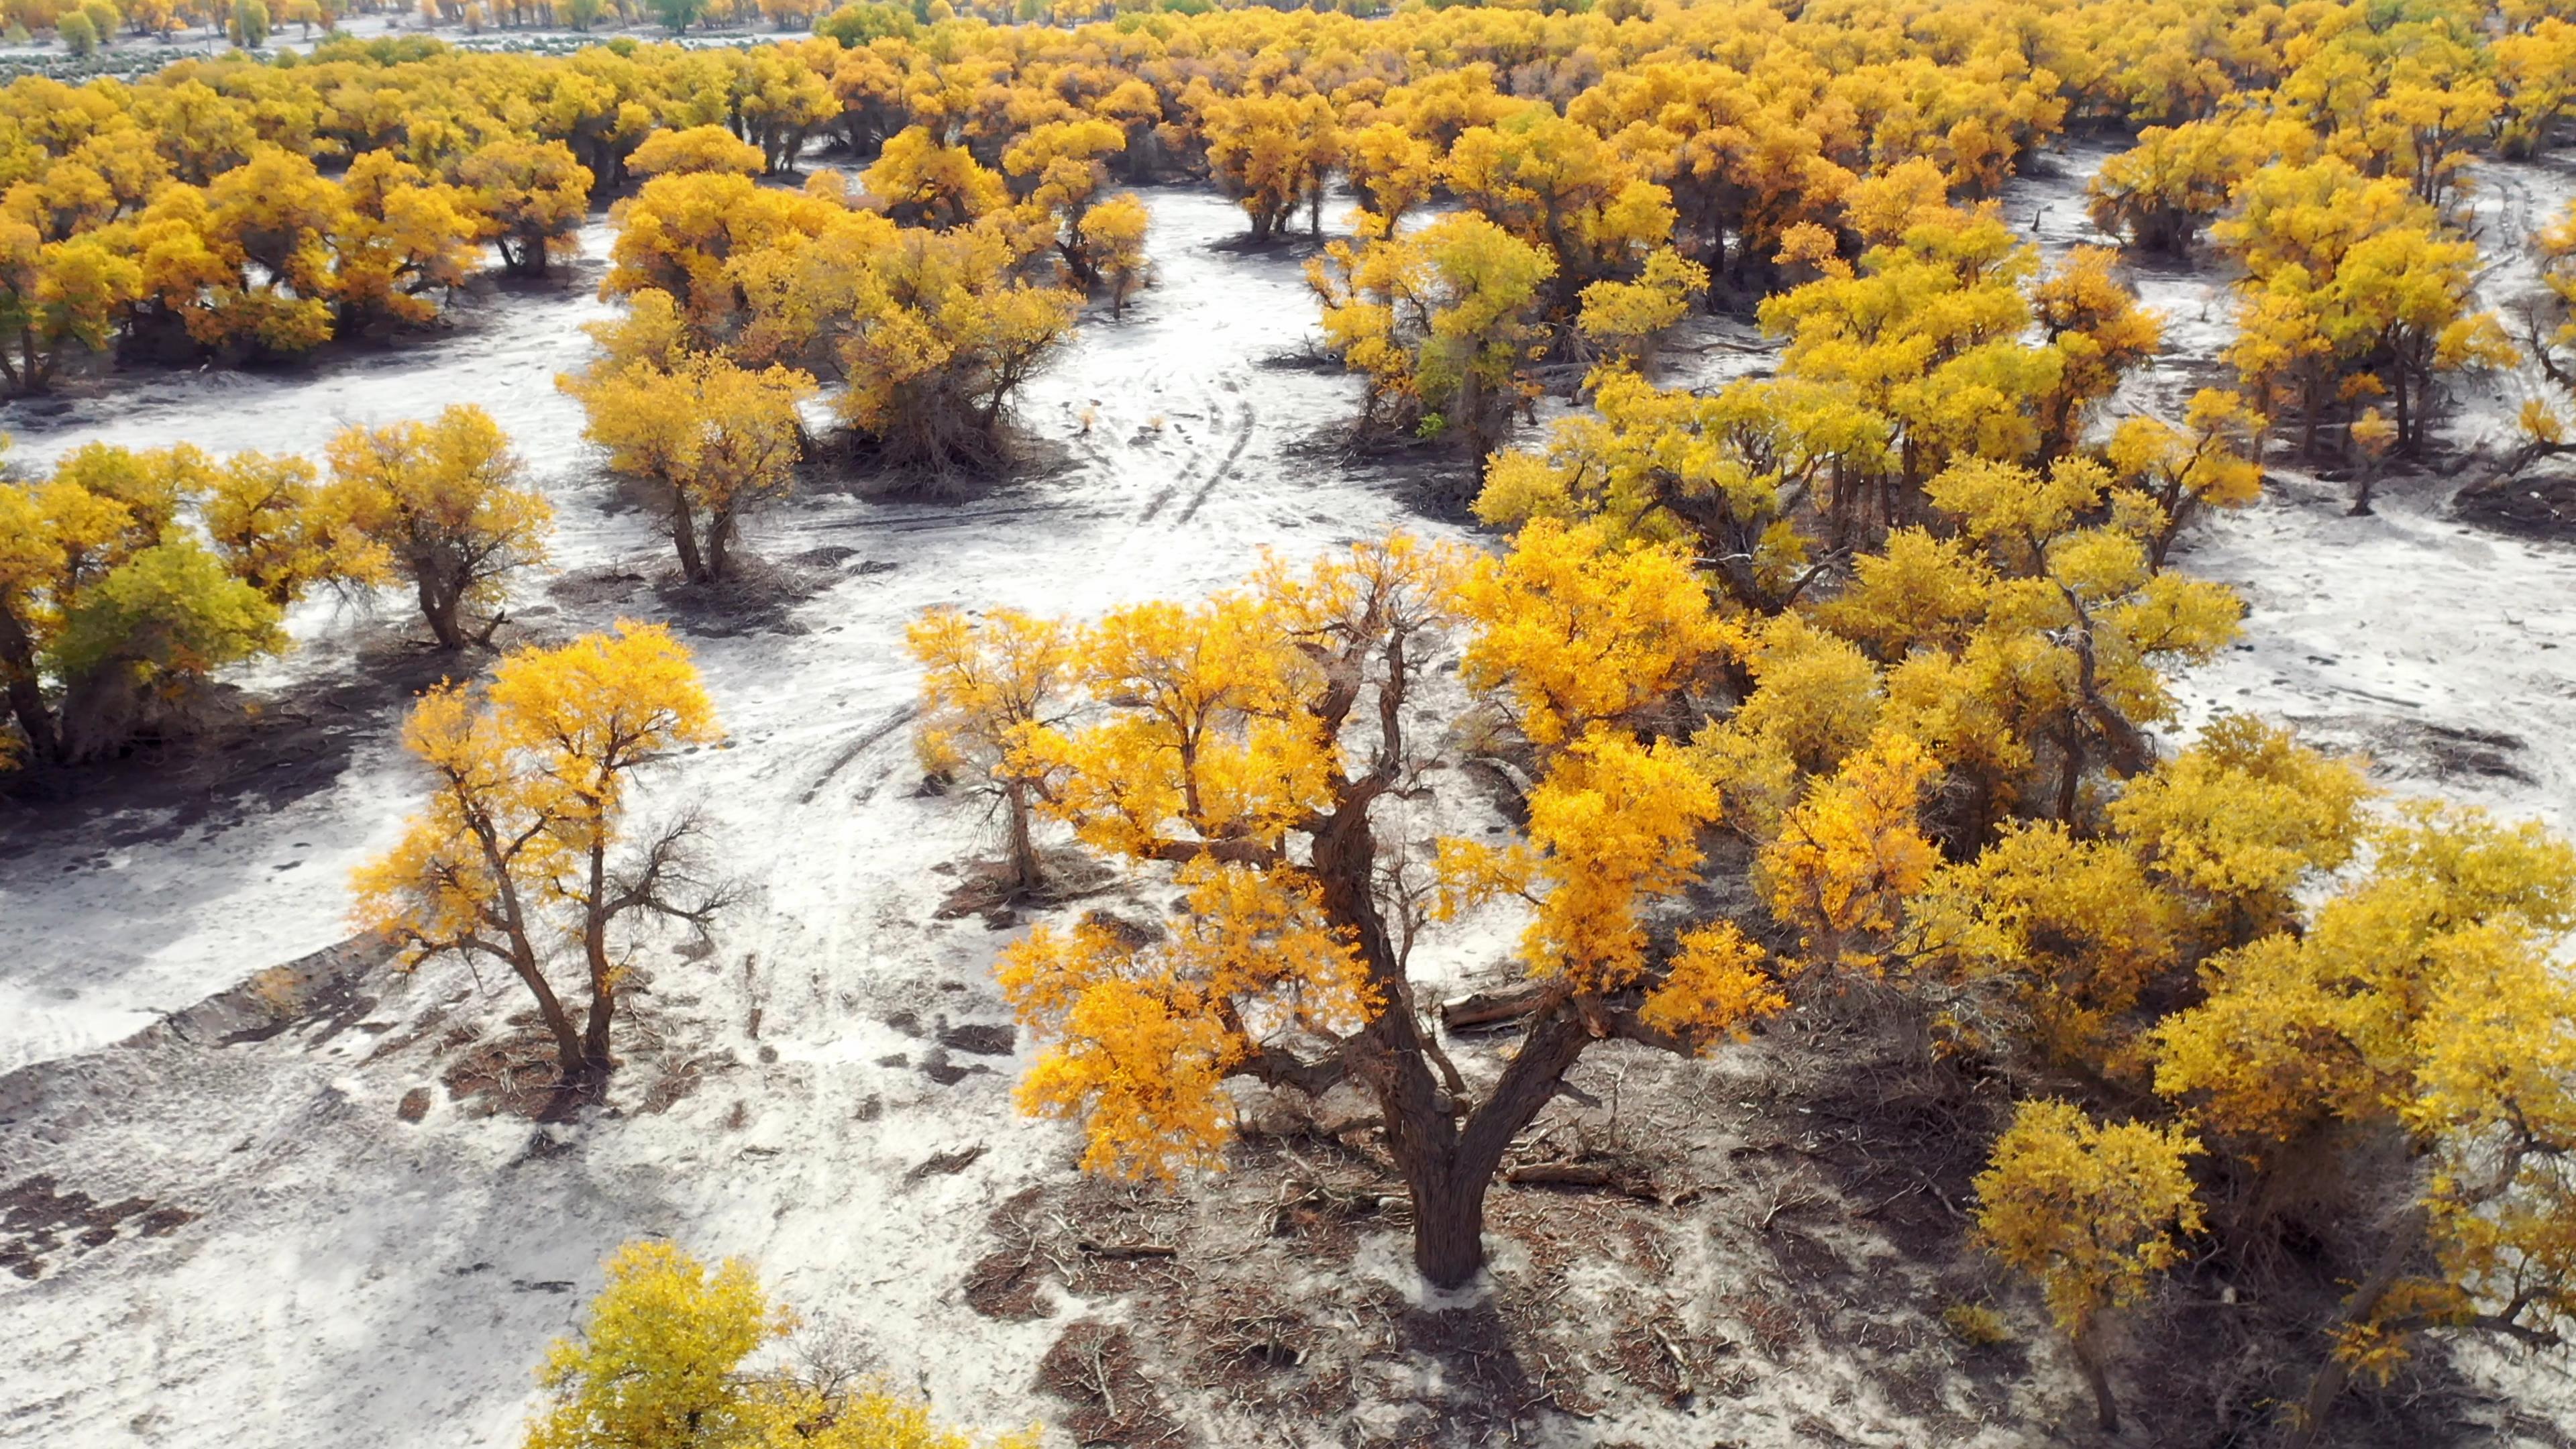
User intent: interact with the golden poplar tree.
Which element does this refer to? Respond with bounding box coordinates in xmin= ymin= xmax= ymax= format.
xmin=963 ymin=530 xmax=1781 ymax=1288
xmin=354 ymin=623 xmax=724 ymax=1081
xmin=325 ymin=405 xmax=554 ymax=650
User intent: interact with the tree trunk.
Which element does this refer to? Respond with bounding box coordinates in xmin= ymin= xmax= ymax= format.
xmin=705 ymin=508 xmax=736 ymax=584
xmin=419 ymin=571 xmax=467 ymax=651
xmin=2055 ymin=724 xmax=2084 ymax=822
xmin=2074 ymin=1331 xmax=2118 ymax=1432
xmin=1409 ymin=1170 xmax=1491 ymax=1287
xmin=0 ymin=602 xmax=61 ymax=763
xmin=505 ymin=943 xmax=585 ymax=1079
xmin=1004 ymin=778 xmax=1042 ymax=893
xmin=579 ymin=838 xmax=616 ymax=1075
xmin=671 ymin=492 xmax=708 ymax=584
xmin=2286 ymin=1206 xmax=2430 ymax=1449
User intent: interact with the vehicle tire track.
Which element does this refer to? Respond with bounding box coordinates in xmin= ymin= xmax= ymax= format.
xmin=1171 ymin=398 xmax=1258 ymax=525
xmin=799 ymin=704 xmax=918 ymax=805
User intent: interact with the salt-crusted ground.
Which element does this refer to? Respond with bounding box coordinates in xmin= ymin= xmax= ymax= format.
xmin=4 ymin=149 xmax=2576 ymax=1449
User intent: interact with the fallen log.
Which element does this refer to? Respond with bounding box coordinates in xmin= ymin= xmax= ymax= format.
xmin=1440 ymin=985 xmax=1548 ymax=1030
xmin=1076 ymin=1240 xmax=1179 ymax=1260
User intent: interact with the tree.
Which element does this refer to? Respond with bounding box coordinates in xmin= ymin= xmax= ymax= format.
xmin=456 ymin=138 xmax=594 ymax=278
xmin=0 ymin=443 xmax=314 ymax=766
xmin=732 ymin=211 xmax=1078 ymax=482
xmin=44 ymin=538 xmax=284 ymax=763
xmin=1575 ymin=247 xmax=1709 ymax=367
xmin=56 ymin=8 xmax=94 ymax=54
xmin=2086 ymin=116 xmax=2311 ymax=256
xmin=0 ymin=224 xmax=142 ymax=395
xmin=1904 ymin=818 xmax=2181 ymax=1072
xmin=229 ymin=0 xmax=266 ymax=45
xmin=2151 ymin=804 xmax=2576 ymax=1442
xmin=2104 ymin=388 xmax=2265 ymax=570
xmin=1195 ymin=89 xmax=1340 ymax=243
xmin=628 ymin=124 xmax=767 ymax=178
xmin=527 ymin=1241 xmax=783 ymax=1449
xmin=1001 ymin=117 xmax=1130 ymax=291
xmin=1306 ymin=211 xmax=1554 ymax=462
xmin=2030 ymin=246 xmax=2163 ymax=459
xmin=863 ymin=125 xmax=1007 ymax=230
xmin=2215 ymin=158 xmax=2511 ymax=456
xmin=330 ymin=151 xmax=483 ymax=333
xmin=1755 ymin=728 xmax=1942 ymax=971
xmin=906 ymin=606 xmax=1069 ymax=894
xmin=1078 ymin=193 xmax=1149 ymax=317
xmin=561 ymin=322 xmax=817 ymax=584
xmin=1444 ymin=105 xmax=1676 ymax=319
xmin=354 ymin=623 xmax=724 ymax=1081
xmin=200 ymin=449 xmax=341 ymax=605
xmin=985 ymin=531 xmax=1780 ymax=1288
xmin=1474 ymin=366 xmax=1853 ymax=616
xmin=135 ymin=150 xmax=347 ymax=356
xmin=603 ymin=171 xmax=845 ymax=348
xmin=1974 ymin=1100 xmax=2204 ymax=1432
xmin=1340 ymin=120 xmax=1438 ymax=236
xmin=526 ymin=1240 xmax=1038 ymax=1449
xmin=325 ymin=404 xmax=554 ymax=650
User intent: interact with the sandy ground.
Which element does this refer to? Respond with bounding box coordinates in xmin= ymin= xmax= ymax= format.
xmin=3 ymin=150 xmax=2575 ymax=1449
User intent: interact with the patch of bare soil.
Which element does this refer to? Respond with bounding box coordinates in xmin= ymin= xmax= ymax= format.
xmin=957 ymin=983 xmax=2521 ymax=1448
xmin=1038 ymin=1320 xmax=1187 ymax=1448
xmin=0 ymin=1175 xmax=195 ymax=1282
xmin=545 ymin=550 xmax=877 ymax=640
xmin=0 ymin=637 xmax=458 ymax=847
xmin=931 ymin=851 xmax=1118 ymax=928
xmin=437 ymin=1024 xmax=593 ymax=1123
xmin=2456 ymin=462 xmax=2576 ymax=540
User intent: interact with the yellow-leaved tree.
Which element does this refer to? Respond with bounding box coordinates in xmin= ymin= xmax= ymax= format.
xmin=1306 ymin=212 xmax=1555 ymax=465
xmin=561 ymin=293 xmax=817 ymax=586
xmin=0 ymin=440 xmax=341 ymax=765
xmin=354 ymin=623 xmax=725 ymax=1081
xmin=963 ymin=528 xmax=1784 ymax=1287
xmin=325 ymin=404 xmax=554 ymax=650
xmin=526 ymin=1239 xmax=1038 ymax=1449
xmin=731 ymin=209 xmax=1079 ymax=484
xmin=1974 ymin=1099 xmax=2204 ymax=1433
xmin=2151 ymin=804 xmax=2576 ymax=1444
xmin=906 ymin=605 xmax=1071 ymax=895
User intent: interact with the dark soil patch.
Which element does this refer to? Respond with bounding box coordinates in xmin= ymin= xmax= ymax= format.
xmin=963 ymin=1186 xmax=1053 ymax=1322
xmin=438 ymin=1025 xmax=592 ymax=1122
xmin=2456 ymin=464 xmax=2576 ymax=540
xmin=932 ymin=851 xmax=1116 ymax=921
xmin=917 ymin=1048 xmax=987 ymax=1085
xmin=904 ymin=1143 xmax=987 ymax=1183
xmin=1037 ymin=1320 xmax=1187 ymax=1448
xmin=0 ymin=639 xmax=458 ymax=849
xmin=936 ymin=1022 xmax=1014 ymax=1057
xmin=0 ymin=1175 xmax=193 ymax=1281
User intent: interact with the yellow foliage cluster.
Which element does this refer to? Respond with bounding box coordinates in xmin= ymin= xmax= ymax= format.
xmin=525 ymin=1239 xmax=1038 ymax=1449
